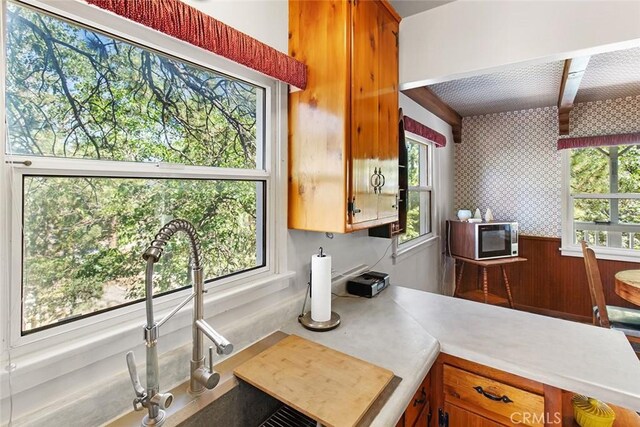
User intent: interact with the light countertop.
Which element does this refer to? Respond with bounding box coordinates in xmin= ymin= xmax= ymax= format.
xmin=281 ymin=286 xmax=640 ymax=425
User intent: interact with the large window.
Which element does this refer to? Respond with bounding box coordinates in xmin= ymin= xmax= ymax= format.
xmin=563 ymin=144 xmax=640 ymax=260
xmin=5 ymin=3 xmax=272 ymax=334
xmin=400 ymin=135 xmax=434 ymax=246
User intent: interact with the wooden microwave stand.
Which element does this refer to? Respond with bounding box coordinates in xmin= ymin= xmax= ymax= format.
xmin=288 ymin=0 xmax=401 ymax=233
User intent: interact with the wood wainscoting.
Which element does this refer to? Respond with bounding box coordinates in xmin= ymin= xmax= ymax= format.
xmin=454 ymin=235 xmax=640 ymax=323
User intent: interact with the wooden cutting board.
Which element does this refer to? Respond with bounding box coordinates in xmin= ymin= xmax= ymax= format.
xmin=233 ymin=334 xmax=394 ymax=427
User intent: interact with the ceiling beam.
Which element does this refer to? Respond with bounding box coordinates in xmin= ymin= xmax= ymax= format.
xmin=402 ymin=87 xmax=462 ymax=143
xmin=558 ymin=56 xmax=590 ymax=135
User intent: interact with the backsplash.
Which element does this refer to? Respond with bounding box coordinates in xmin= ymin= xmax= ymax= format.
xmin=455 ymin=95 xmax=640 ymax=237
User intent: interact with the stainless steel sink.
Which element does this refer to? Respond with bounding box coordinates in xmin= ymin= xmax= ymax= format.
xmin=176 ymin=380 xmax=281 ymax=427
xmin=109 ymin=332 xmax=399 ymax=427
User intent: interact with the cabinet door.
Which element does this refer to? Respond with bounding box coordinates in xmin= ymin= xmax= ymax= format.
xmin=415 ymin=403 xmax=431 ymax=427
xmin=350 ymin=0 xmax=381 ymax=224
xmin=445 ymin=402 xmax=506 ymax=427
xmin=376 ymin=8 xmax=399 ymax=221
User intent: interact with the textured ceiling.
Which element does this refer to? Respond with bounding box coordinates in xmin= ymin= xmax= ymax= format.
xmin=428 ymin=61 xmax=565 ymax=117
xmin=426 ymin=46 xmax=640 ymax=117
xmin=575 ymin=46 xmax=640 ymax=103
xmin=389 ymin=0 xmax=456 ymax=17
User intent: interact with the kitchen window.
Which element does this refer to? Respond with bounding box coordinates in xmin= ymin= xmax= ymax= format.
xmin=399 ymin=135 xmax=434 ymax=248
xmin=3 ymin=2 xmax=283 ymax=338
xmin=561 ymin=144 xmax=640 ymax=261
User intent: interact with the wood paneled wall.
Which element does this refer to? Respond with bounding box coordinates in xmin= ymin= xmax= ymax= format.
xmin=455 ymin=235 xmax=640 ymax=322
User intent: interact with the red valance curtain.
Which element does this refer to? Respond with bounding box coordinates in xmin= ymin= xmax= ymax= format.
xmin=404 ymin=116 xmax=447 ymax=147
xmin=557 ymin=132 xmax=640 ymax=150
xmin=85 ymin=0 xmax=307 ymax=90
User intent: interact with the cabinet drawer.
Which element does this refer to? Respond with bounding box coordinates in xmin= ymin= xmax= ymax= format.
xmin=443 ymin=365 xmax=544 ymax=427
xmin=405 ymin=375 xmax=430 ymax=427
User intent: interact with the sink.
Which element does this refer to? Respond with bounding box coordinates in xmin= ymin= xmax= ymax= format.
xmin=109 ymin=332 xmax=399 ymax=427
xmin=176 ymin=380 xmax=281 ymax=427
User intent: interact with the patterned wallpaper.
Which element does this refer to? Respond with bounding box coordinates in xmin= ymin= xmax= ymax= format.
xmin=455 ymin=95 xmax=640 ymax=237
xmin=570 ymin=96 xmax=640 ymax=136
xmin=456 ymin=107 xmax=562 ymax=237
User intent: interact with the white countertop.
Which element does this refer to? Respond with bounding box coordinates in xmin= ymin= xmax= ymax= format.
xmin=281 ymin=285 xmax=640 ymax=425
xmin=281 ymin=289 xmax=441 ymax=427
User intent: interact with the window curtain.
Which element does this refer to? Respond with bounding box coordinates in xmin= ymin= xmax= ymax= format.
xmin=86 ymin=0 xmax=307 ymax=90
xmin=404 ymin=116 xmax=447 ymax=147
xmin=557 ymin=132 xmax=640 ymax=150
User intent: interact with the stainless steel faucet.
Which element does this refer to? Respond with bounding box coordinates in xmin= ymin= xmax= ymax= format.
xmin=126 ymin=219 xmax=234 ymax=427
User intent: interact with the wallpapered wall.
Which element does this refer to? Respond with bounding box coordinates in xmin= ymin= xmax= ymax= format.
xmin=455 ymin=95 xmax=640 ymax=237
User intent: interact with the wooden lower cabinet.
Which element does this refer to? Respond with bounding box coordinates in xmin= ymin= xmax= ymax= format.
xmin=397 ymin=372 xmax=431 ymax=427
xmin=397 ymin=354 xmax=561 ymax=427
xmin=445 ymin=402 xmax=505 ymax=427
xmin=398 ymin=353 xmax=639 ymax=427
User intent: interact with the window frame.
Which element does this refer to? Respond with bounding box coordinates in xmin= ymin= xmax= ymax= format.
xmin=397 ymin=132 xmax=436 ymax=255
xmin=560 ymin=148 xmax=640 ymax=262
xmin=2 ymin=0 xmax=291 ymax=354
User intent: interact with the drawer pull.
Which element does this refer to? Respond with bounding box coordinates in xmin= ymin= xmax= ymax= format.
xmin=413 ymin=387 xmax=427 ymax=406
xmin=473 ymin=386 xmax=513 ymax=404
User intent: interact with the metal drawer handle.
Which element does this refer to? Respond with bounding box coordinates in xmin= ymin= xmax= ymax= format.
xmin=413 ymin=387 xmax=427 ymax=406
xmin=473 ymin=386 xmax=513 ymax=403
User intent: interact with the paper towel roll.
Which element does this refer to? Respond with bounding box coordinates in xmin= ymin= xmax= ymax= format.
xmin=311 ymin=253 xmax=332 ymax=322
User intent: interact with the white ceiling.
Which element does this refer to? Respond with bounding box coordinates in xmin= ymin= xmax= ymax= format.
xmin=389 ymin=0 xmax=456 ymax=17
xmin=426 ymin=46 xmax=640 ymax=117
xmin=428 ymin=61 xmax=565 ymax=117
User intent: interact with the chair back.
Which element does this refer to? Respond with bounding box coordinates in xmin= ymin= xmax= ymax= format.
xmin=581 ymin=241 xmax=611 ymax=328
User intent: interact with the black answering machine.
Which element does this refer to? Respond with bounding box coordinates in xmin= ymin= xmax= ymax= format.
xmin=347 ymin=271 xmax=389 ymax=298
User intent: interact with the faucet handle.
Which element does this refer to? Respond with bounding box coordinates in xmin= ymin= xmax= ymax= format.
xmin=150 ymin=392 xmax=174 ymax=410
xmin=126 ymin=351 xmax=145 ymax=398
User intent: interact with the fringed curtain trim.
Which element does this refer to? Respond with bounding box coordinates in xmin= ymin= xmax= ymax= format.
xmin=85 ymin=0 xmax=307 ymax=90
xmin=404 ymin=116 xmax=447 ymax=147
xmin=557 ymin=132 xmax=640 ymax=150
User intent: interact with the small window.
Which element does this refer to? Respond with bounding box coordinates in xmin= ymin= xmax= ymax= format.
xmin=400 ymin=136 xmax=434 ymax=245
xmin=5 ymin=3 xmax=270 ymax=334
xmin=563 ymin=144 xmax=640 ymax=258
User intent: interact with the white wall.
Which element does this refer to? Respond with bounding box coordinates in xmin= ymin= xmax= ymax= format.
xmin=400 ymin=0 xmax=640 ymax=88
xmin=181 ymin=0 xmax=288 ymax=53
xmin=0 ymin=1 xmax=454 ymax=425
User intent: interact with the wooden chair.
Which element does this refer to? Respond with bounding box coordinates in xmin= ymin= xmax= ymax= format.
xmin=581 ymin=241 xmax=640 ymax=345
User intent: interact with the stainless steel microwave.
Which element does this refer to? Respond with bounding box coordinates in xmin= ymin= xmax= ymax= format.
xmin=447 ymin=220 xmax=519 ymax=260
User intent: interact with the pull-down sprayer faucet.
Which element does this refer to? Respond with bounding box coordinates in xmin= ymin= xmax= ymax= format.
xmin=126 ymin=219 xmax=233 ymax=427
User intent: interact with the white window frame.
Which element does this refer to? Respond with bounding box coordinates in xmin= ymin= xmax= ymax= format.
xmin=560 ymin=148 xmax=640 ymax=262
xmin=396 ymin=132 xmax=436 ymax=256
xmin=1 ymin=0 xmax=291 ymax=375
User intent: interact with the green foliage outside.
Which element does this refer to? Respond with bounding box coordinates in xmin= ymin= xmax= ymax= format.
xmin=6 ymin=4 xmax=263 ymax=331
xmin=402 ymin=142 xmax=421 ymax=242
xmin=570 ymin=145 xmax=640 ymax=249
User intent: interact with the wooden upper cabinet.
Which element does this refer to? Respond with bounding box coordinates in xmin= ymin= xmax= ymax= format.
xmin=288 ymin=0 xmax=400 ymax=233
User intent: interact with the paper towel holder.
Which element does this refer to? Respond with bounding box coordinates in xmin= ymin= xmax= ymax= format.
xmin=299 ymin=311 xmax=341 ymax=331
xmin=299 ymin=248 xmax=341 ymax=332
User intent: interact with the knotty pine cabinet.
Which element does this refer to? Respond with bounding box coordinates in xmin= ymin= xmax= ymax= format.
xmin=399 ymin=354 xmax=563 ymax=427
xmin=396 ymin=372 xmax=432 ymax=427
xmin=288 ymin=0 xmax=401 ymax=233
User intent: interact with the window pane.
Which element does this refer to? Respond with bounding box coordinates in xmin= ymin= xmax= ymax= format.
xmin=574 ymin=198 xmax=610 ymax=223
xmin=618 ymin=144 xmax=640 ymax=193
xmin=407 ymin=141 xmax=419 ymax=187
xmin=6 ymin=3 xmax=263 ymax=169
xmin=422 ymin=190 xmax=432 ymax=235
xmin=401 ymin=191 xmax=421 ymax=243
xmin=570 ymin=147 xmax=609 ymax=194
xmin=22 ymin=176 xmax=264 ymax=332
